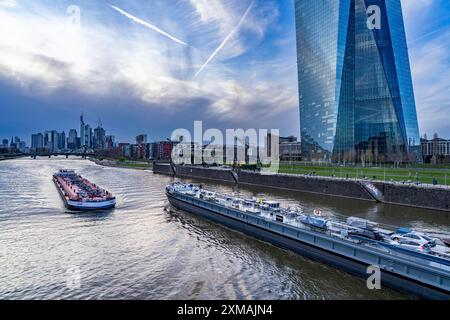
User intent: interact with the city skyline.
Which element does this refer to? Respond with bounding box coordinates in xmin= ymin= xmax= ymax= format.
xmin=0 ymin=0 xmax=449 ymax=143
xmin=2 ymin=113 xmax=174 ymax=147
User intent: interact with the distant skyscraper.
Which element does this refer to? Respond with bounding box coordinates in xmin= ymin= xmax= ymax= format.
xmin=84 ymin=125 xmax=92 ymax=148
xmin=52 ymin=131 xmax=58 ymax=151
xmin=2 ymin=139 xmax=8 ymax=147
xmin=44 ymin=130 xmax=58 ymax=152
xmin=93 ymin=126 xmax=106 ymax=149
xmin=44 ymin=131 xmax=51 ymax=150
xmin=80 ymin=114 xmax=85 ymax=149
xmin=136 ymin=134 xmax=148 ymax=145
xmin=295 ymin=0 xmax=421 ymax=163
xmin=31 ymin=133 xmax=44 ymax=150
xmin=57 ymin=131 xmax=66 ymax=150
xmin=105 ymin=135 xmax=115 ymax=149
xmin=18 ymin=141 xmax=27 ymax=153
xmin=67 ymin=129 xmax=78 ymax=150
xmin=10 ymin=136 xmax=17 ymax=148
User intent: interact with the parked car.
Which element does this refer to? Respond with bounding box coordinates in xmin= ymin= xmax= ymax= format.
xmin=396 ymin=239 xmax=433 ymax=252
xmin=391 ymin=232 xmax=436 ymax=247
xmin=348 ymin=228 xmax=384 ymax=241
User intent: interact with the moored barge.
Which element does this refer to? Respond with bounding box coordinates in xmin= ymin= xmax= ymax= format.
xmin=166 ymin=183 xmax=450 ymax=299
xmin=53 ymin=170 xmax=116 ymax=211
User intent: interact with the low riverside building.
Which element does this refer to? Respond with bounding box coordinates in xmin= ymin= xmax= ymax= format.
xmin=421 ymin=136 xmax=450 ymax=164
xmin=279 ymin=136 xmax=301 ymax=162
xmin=109 ymin=140 xmax=175 ymax=161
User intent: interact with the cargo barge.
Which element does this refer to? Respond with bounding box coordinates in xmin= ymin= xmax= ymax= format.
xmin=166 ymin=183 xmax=450 ymax=299
xmin=53 ymin=170 xmax=116 ymax=211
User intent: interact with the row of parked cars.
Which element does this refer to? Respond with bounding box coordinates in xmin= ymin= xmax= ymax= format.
xmin=391 ymin=228 xmax=450 ymax=252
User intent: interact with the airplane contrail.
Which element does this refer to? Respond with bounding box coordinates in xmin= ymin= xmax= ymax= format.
xmin=409 ymin=24 xmax=449 ymax=45
xmin=194 ymin=1 xmax=254 ymax=78
xmin=109 ymin=4 xmax=189 ymax=47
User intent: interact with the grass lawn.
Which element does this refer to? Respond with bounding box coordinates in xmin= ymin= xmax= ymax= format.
xmin=95 ymin=158 xmax=153 ymax=170
xmin=114 ymin=162 xmax=153 ymax=169
xmin=278 ymin=163 xmax=450 ymax=186
xmin=116 ymin=162 xmax=153 ymax=169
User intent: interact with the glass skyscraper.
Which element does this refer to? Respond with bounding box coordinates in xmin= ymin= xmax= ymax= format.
xmin=295 ymin=0 xmax=421 ymax=163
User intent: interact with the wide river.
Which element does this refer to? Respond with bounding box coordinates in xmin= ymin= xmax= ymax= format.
xmin=1 ymin=158 xmax=449 ymax=300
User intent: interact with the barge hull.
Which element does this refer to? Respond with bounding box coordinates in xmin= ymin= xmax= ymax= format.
xmin=65 ymin=202 xmax=116 ymax=211
xmin=167 ymin=192 xmax=450 ymax=300
xmin=53 ymin=178 xmax=115 ymax=211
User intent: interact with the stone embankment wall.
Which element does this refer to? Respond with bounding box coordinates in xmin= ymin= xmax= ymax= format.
xmin=373 ymin=182 xmax=450 ymax=211
xmin=238 ymin=171 xmax=374 ymax=201
xmin=173 ymin=165 xmax=236 ymax=183
xmin=153 ymin=163 xmax=450 ymax=212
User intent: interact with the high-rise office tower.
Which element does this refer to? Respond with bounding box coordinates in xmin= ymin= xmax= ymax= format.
xmin=80 ymin=114 xmax=85 ymax=149
xmin=67 ymin=129 xmax=78 ymax=150
xmin=93 ymin=126 xmax=106 ymax=149
xmin=57 ymin=131 xmax=66 ymax=150
xmin=84 ymin=125 xmax=92 ymax=148
xmin=44 ymin=131 xmax=51 ymax=150
xmin=31 ymin=133 xmax=44 ymax=150
xmin=51 ymin=131 xmax=58 ymax=151
xmin=105 ymin=135 xmax=115 ymax=149
xmin=135 ymin=134 xmax=148 ymax=145
xmin=295 ymin=0 xmax=421 ymax=163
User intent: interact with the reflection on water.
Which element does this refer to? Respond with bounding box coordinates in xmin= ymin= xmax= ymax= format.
xmin=2 ymin=158 xmax=448 ymax=299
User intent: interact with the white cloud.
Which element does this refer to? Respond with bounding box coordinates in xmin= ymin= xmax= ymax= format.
xmin=401 ymin=0 xmax=434 ymax=40
xmin=400 ymin=0 xmax=450 ymax=137
xmin=410 ymin=31 xmax=450 ymax=136
xmin=187 ymin=0 xmax=278 ymax=61
xmin=0 ymin=8 xmax=185 ymax=98
xmin=0 ymin=1 xmax=295 ymax=131
xmin=401 ymin=0 xmax=433 ymax=16
xmin=208 ymin=80 xmax=297 ymax=121
xmin=0 ymin=0 xmax=18 ymax=9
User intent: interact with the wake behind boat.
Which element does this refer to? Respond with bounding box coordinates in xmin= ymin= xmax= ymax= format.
xmin=53 ymin=169 xmax=116 ymax=211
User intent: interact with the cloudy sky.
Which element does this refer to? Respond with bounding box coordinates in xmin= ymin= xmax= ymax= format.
xmin=0 ymin=0 xmax=449 ymax=143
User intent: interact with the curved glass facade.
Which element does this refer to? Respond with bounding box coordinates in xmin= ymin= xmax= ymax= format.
xmin=295 ymin=0 xmax=421 ymax=163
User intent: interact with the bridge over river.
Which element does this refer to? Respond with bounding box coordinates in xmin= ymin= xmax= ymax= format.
xmin=29 ymin=152 xmax=92 ymax=159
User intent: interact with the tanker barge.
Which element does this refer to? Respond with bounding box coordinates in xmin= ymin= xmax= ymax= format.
xmin=53 ymin=170 xmax=116 ymax=211
xmin=166 ymin=183 xmax=450 ymax=299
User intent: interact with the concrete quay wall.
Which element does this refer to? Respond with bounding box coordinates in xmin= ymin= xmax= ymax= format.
xmin=173 ymin=165 xmax=236 ymax=183
xmin=373 ymin=182 xmax=450 ymax=211
xmin=238 ymin=171 xmax=374 ymax=201
xmin=153 ymin=163 xmax=175 ymax=176
xmin=153 ymin=163 xmax=450 ymax=212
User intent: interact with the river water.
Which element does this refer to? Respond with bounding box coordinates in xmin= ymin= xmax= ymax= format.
xmin=1 ymin=158 xmax=449 ymax=300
